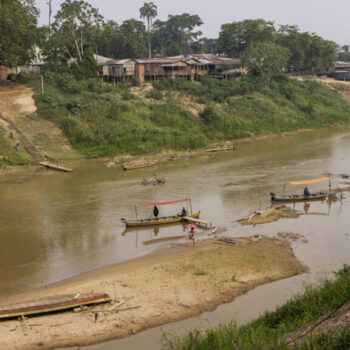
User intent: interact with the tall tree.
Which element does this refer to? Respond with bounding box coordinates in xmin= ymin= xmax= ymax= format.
xmin=217 ymin=19 xmax=276 ymax=57
xmin=242 ymin=42 xmax=290 ymax=86
xmin=277 ymin=25 xmax=337 ymax=73
xmin=94 ymin=20 xmax=119 ymax=58
xmin=139 ymin=2 xmax=157 ymax=59
xmin=337 ymin=45 xmax=350 ymax=62
xmin=49 ymin=0 xmax=103 ymax=63
xmin=152 ymin=13 xmax=203 ymax=56
xmin=48 ymin=0 xmax=53 ymax=30
xmin=114 ymin=19 xmax=147 ymax=58
xmin=0 ymin=0 xmax=39 ymax=67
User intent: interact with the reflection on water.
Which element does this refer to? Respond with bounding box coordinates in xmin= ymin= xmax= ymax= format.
xmin=0 ymin=127 xmax=350 ymax=300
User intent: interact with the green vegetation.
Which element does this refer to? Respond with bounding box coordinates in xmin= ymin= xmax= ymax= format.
xmin=139 ymin=2 xmax=158 ymax=59
xmin=163 ymin=265 xmax=350 ymax=350
xmin=217 ymin=19 xmax=337 ymax=74
xmin=27 ymin=73 xmax=350 ymax=158
xmin=0 ymin=0 xmax=39 ymax=67
xmin=0 ymin=128 xmax=33 ymax=167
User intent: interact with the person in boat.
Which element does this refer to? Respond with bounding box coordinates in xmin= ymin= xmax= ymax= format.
xmin=304 ymin=187 xmax=310 ymax=197
xmin=188 ymin=227 xmax=195 ymax=246
xmin=153 ymin=206 xmax=159 ymax=218
xmin=178 ymin=207 xmax=188 ymax=217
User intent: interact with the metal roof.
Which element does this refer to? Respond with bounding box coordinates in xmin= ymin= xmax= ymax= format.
xmin=135 ymin=57 xmax=191 ymax=64
xmin=335 ymin=61 xmax=350 ymax=68
xmin=94 ymin=54 xmax=113 ymax=64
xmin=103 ymin=59 xmax=135 ymax=65
xmin=191 ymin=54 xmax=241 ymax=66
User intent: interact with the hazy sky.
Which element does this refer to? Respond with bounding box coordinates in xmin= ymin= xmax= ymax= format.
xmin=36 ymin=0 xmax=349 ymax=45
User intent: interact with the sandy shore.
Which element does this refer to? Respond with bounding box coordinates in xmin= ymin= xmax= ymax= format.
xmin=0 ymin=236 xmax=307 ymax=350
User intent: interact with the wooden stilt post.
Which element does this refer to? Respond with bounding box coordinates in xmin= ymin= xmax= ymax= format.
xmin=134 ymin=205 xmax=138 ymax=220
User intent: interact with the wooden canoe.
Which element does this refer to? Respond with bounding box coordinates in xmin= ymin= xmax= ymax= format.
xmin=121 ymin=211 xmax=200 ymax=227
xmin=270 ymin=192 xmax=334 ymax=203
xmin=121 ymin=160 xmax=157 ymax=171
xmin=0 ymin=293 xmax=111 ymax=319
xmin=205 ymin=146 xmax=235 ymax=153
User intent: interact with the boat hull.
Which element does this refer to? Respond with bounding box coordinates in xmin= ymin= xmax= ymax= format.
xmin=0 ymin=293 xmax=111 ymax=319
xmin=121 ymin=161 xmax=157 ymax=170
xmin=122 ymin=211 xmax=200 ymax=227
xmin=271 ymin=192 xmax=333 ymax=203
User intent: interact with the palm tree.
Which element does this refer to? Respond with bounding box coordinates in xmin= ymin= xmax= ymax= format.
xmin=139 ymin=2 xmax=158 ymax=59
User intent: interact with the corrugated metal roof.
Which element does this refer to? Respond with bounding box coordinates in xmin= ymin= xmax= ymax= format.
xmin=335 ymin=61 xmax=350 ymax=68
xmin=94 ymin=54 xmax=113 ymax=63
xmin=103 ymin=59 xmax=135 ymax=65
xmin=135 ymin=57 xmax=190 ymax=64
xmin=191 ymin=54 xmax=241 ymax=66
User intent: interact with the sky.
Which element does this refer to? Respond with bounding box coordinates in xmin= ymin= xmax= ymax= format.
xmin=35 ymin=0 xmax=349 ymax=45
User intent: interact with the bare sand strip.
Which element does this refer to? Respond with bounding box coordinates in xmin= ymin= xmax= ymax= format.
xmin=0 ymin=237 xmax=307 ymax=350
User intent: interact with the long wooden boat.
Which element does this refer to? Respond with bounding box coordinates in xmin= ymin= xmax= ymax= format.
xmin=0 ymin=293 xmax=111 ymax=319
xmin=270 ymin=192 xmax=334 ymax=203
xmin=121 ymin=160 xmax=157 ymax=171
xmin=121 ymin=211 xmax=200 ymax=227
xmin=205 ymin=146 xmax=235 ymax=153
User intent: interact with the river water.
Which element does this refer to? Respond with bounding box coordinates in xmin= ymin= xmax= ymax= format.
xmin=1 ymin=127 xmax=350 ymax=349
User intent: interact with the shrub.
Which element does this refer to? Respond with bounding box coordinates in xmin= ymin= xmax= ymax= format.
xmin=146 ymin=89 xmax=163 ymax=100
xmin=67 ymin=98 xmax=82 ymax=116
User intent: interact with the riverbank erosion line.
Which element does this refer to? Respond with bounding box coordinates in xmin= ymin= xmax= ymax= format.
xmin=0 ymin=237 xmax=307 ymax=350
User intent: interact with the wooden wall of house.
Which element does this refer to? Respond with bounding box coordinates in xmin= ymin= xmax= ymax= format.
xmin=0 ymin=66 xmax=8 ymax=81
xmin=124 ymin=61 xmax=135 ymax=73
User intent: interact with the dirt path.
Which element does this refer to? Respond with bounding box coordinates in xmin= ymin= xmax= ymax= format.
xmin=0 ymin=82 xmax=73 ymax=159
xmin=0 ymin=236 xmax=307 ymax=350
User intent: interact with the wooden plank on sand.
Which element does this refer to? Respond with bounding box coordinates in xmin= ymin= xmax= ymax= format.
xmin=39 ymin=162 xmax=73 ymax=173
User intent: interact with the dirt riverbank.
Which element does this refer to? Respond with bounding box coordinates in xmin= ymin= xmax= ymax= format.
xmin=0 ymin=236 xmax=307 ymax=350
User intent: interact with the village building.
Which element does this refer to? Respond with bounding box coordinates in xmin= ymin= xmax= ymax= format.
xmin=100 ymin=59 xmax=136 ymax=82
xmin=99 ymin=55 xmax=243 ymax=83
xmin=331 ymin=61 xmax=350 ymax=81
xmin=134 ymin=57 xmax=198 ymax=82
xmin=20 ymin=47 xmax=45 ymax=76
xmin=191 ymin=54 xmax=243 ymax=79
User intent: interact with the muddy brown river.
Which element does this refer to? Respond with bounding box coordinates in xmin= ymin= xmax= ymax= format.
xmin=1 ymin=127 xmax=350 ymax=349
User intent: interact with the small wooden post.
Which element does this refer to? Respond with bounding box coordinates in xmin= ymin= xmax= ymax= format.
xmin=189 ymin=198 xmax=193 ymax=214
xmin=283 ymin=183 xmax=286 ymax=196
xmin=41 ymin=75 xmax=44 ymax=94
xmin=134 ymin=205 xmax=138 ymax=220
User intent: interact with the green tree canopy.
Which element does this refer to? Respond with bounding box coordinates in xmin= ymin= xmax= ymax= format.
xmin=0 ymin=0 xmax=39 ymax=67
xmin=48 ymin=0 xmax=103 ymax=64
xmin=277 ymin=25 xmax=337 ymax=73
xmin=94 ymin=20 xmax=119 ymax=59
xmin=217 ymin=19 xmax=276 ymax=57
xmin=152 ymin=13 xmax=203 ymax=55
xmin=114 ymin=19 xmax=147 ymax=58
xmin=337 ymin=45 xmax=350 ymax=62
xmin=242 ymin=42 xmax=290 ymax=85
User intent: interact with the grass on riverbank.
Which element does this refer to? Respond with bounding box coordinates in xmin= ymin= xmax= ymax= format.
xmin=164 ymin=265 xmax=350 ymax=350
xmin=0 ymin=127 xmax=33 ymax=167
xmin=24 ymin=73 xmax=350 ymax=158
